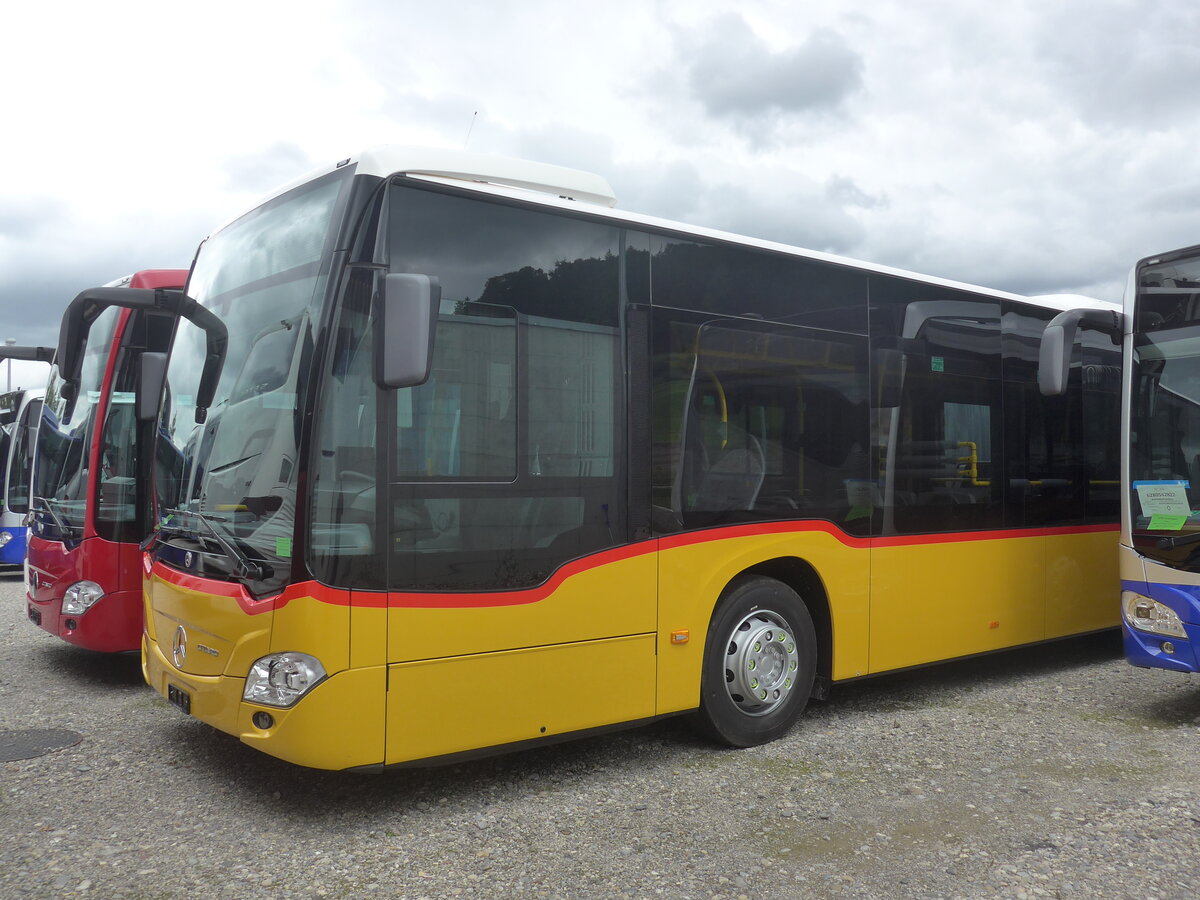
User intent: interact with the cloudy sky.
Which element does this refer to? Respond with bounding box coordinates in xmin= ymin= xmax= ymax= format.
xmin=3 ymin=0 xmax=1199 ymax=389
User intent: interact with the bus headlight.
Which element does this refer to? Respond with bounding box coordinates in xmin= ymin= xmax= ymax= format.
xmin=62 ymin=581 xmax=105 ymax=616
xmin=1122 ymin=590 xmax=1187 ymax=638
xmin=243 ymin=652 xmax=327 ymax=708
xmin=0 ymin=531 xmax=11 ymax=548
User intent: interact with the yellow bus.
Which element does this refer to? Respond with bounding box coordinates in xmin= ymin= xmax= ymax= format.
xmin=63 ymin=148 xmax=1122 ymax=769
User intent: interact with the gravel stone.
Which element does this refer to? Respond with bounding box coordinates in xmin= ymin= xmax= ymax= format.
xmin=2 ymin=572 xmax=1200 ymax=898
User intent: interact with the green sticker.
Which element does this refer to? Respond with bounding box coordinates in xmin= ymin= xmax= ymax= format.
xmin=276 ymin=537 xmax=293 ymax=558
xmin=1149 ymin=514 xmax=1189 ymax=531
xmin=931 ymin=356 xmax=945 ymax=373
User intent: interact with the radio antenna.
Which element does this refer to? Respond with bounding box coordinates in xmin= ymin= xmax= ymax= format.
xmin=464 ymin=111 xmax=478 ymax=150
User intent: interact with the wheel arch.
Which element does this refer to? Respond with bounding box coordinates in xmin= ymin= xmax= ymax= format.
xmin=732 ymin=556 xmax=833 ymax=700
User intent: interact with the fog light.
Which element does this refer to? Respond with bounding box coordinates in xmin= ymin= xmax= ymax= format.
xmin=252 ymin=711 xmax=275 ymax=730
xmin=64 ymin=619 xmax=78 ymax=631
xmin=1122 ymin=590 xmax=1187 ymax=638
xmin=1163 ymin=641 xmax=1176 ymax=655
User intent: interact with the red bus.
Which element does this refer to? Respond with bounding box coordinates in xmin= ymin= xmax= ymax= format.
xmin=25 ymin=270 xmax=187 ymax=652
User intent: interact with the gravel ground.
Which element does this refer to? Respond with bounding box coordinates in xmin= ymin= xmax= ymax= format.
xmin=2 ymin=571 xmax=1200 ymax=900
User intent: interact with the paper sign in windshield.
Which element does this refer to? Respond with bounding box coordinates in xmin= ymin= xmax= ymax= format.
xmin=1149 ymin=514 xmax=1189 ymax=531
xmin=1134 ymin=480 xmax=1191 ymax=518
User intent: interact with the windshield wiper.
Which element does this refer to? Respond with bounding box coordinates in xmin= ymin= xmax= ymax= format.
xmin=34 ymin=497 xmax=82 ymax=539
xmin=156 ymin=507 xmax=271 ymax=581
xmin=1157 ymin=531 xmax=1200 ymax=550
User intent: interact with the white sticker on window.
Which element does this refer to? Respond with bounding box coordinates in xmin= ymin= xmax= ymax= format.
xmin=1134 ymin=480 xmax=1191 ymax=517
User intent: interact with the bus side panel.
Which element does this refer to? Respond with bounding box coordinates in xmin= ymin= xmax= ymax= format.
xmin=385 ymin=551 xmax=657 ymax=663
xmin=1043 ymin=528 xmax=1120 ymax=638
xmin=385 ymin=634 xmax=656 ymax=765
xmin=656 ymin=529 xmax=870 ymax=715
xmin=869 ymin=535 xmax=1045 ymax=673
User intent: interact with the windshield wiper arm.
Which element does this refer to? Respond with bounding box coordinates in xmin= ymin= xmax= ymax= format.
xmin=159 ymin=507 xmax=270 ymax=581
xmin=34 ymin=497 xmax=81 ymax=538
xmin=1157 ymin=531 xmax=1200 ymax=550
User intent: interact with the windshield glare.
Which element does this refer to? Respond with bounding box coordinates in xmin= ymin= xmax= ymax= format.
xmin=34 ymin=307 xmax=122 ymax=533
xmin=156 ymin=171 xmax=347 ymax=588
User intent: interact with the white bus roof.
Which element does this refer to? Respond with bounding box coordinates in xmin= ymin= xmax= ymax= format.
xmin=239 ymin=146 xmax=1118 ymax=314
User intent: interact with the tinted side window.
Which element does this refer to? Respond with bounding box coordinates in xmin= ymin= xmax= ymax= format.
xmin=871 ymin=276 xmax=1004 ymax=534
xmin=651 ymin=310 xmax=871 ymax=535
xmin=382 ymin=184 xmax=626 ymax=592
xmin=1001 ymin=305 xmax=1120 ymax=528
xmin=648 ymin=235 xmax=869 ymax=333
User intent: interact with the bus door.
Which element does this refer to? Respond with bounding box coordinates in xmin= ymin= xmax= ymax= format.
xmin=869 ymin=299 xmax=1043 ymax=671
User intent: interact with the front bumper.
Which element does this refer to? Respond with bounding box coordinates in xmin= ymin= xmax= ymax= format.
xmin=1122 ymin=579 xmax=1200 ymax=673
xmin=143 ymin=633 xmax=385 ymax=770
xmin=28 ymin=587 xmax=142 ymax=653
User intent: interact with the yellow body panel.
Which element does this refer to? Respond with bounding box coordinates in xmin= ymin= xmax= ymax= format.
xmin=870 ymin=537 xmax=1043 ymax=672
xmin=386 ymin=552 xmax=657 ymax=663
xmin=269 ymin=595 xmax=350 ymax=675
xmin=142 ymin=524 xmax=1116 ymax=770
xmin=386 ymin=633 xmax=656 ymax=764
xmin=1044 ymin=530 xmax=1121 ymax=638
xmin=350 ymin=597 xmax=387 ymax=669
xmin=145 ymin=576 xmax=271 ymax=678
xmin=656 ymin=529 xmax=870 ymax=714
xmin=144 ymin=631 xmax=385 ymax=769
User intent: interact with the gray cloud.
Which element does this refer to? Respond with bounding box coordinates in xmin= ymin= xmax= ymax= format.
xmin=682 ymin=17 xmax=863 ymax=123
xmin=0 ymin=197 xmax=67 ymax=239
xmin=1036 ymin=3 xmax=1200 ymax=130
xmin=222 ymin=142 xmax=319 ymax=194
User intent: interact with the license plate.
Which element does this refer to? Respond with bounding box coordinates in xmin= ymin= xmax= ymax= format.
xmin=167 ymin=684 xmax=192 ymax=715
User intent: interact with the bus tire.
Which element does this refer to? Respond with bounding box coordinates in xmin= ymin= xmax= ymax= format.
xmin=695 ymin=576 xmax=817 ymax=748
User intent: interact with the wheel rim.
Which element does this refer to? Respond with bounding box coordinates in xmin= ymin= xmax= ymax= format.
xmin=722 ymin=609 xmax=799 ymax=716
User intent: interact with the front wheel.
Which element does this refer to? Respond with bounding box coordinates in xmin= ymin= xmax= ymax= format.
xmin=695 ymin=576 xmax=817 ymax=747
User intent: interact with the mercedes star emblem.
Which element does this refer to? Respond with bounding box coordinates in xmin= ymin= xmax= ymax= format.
xmin=172 ymin=625 xmax=187 ymax=668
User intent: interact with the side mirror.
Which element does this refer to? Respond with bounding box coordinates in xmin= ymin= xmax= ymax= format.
xmin=1038 ymin=308 xmax=1124 ymax=396
xmin=137 ymin=352 xmax=168 ymax=423
xmin=374 ymin=273 xmax=440 ymax=389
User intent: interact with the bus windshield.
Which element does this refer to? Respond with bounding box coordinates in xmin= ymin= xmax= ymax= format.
xmin=1130 ymin=255 xmax=1200 ymax=570
xmin=34 ymin=309 xmax=122 ymax=537
xmin=156 ymin=170 xmax=348 ymax=592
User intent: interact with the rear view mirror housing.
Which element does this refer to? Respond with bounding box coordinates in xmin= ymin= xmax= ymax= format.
xmin=1038 ymin=307 xmax=1123 ymax=396
xmin=137 ymin=352 xmax=169 ymax=423
xmin=374 ymin=273 xmax=440 ymax=390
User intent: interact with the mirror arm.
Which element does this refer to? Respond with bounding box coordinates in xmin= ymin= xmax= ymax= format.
xmin=57 ymin=286 xmax=228 ymax=423
xmin=0 ymin=345 xmax=55 ymax=364
xmin=1038 ymin=307 xmax=1124 ymax=397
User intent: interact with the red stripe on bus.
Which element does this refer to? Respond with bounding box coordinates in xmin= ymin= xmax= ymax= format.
xmin=147 ymin=520 xmax=1119 ymax=613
